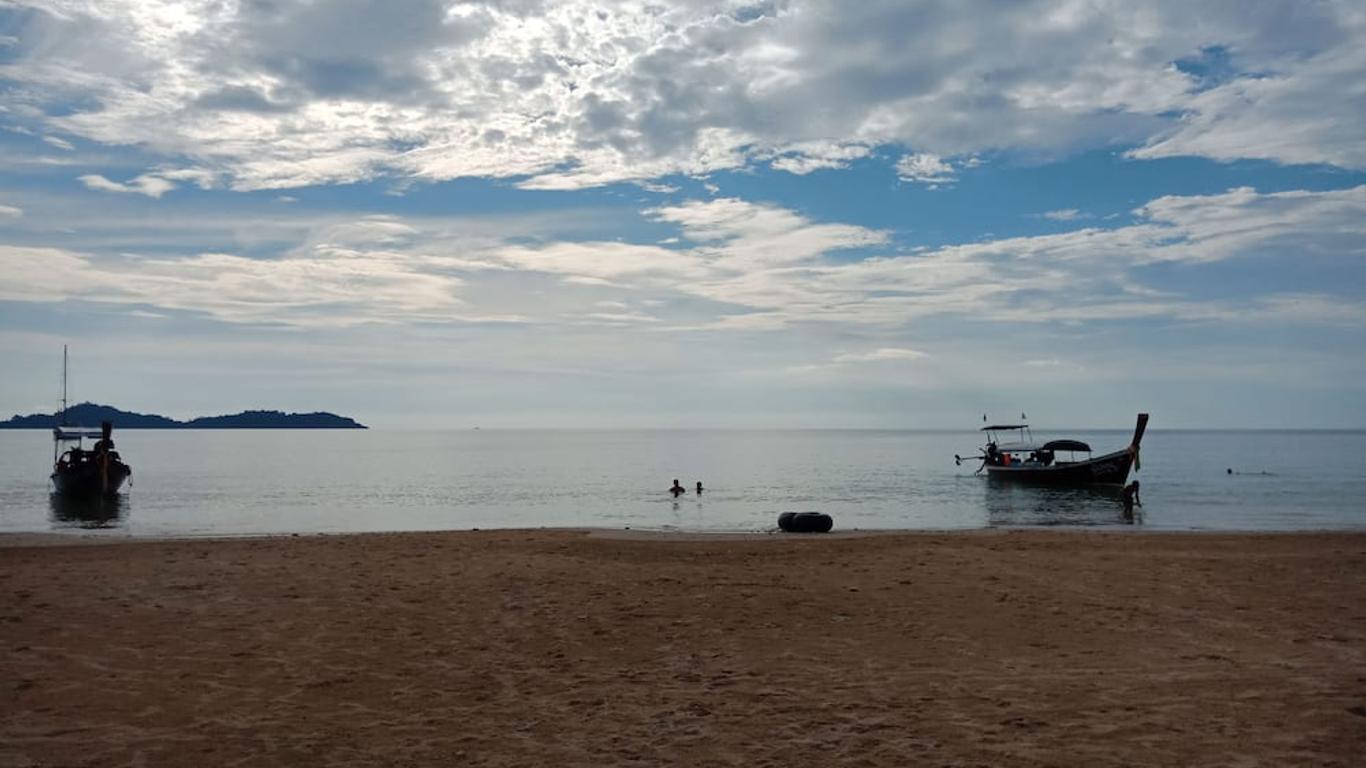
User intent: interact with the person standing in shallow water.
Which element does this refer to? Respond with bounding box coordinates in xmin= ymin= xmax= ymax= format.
xmin=1121 ymin=481 xmax=1142 ymax=521
xmin=695 ymin=481 xmax=704 ymax=496
xmin=670 ymin=479 xmax=686 ymax=498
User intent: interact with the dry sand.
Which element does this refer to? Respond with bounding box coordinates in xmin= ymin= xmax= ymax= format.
xmin=2 ymin=529 xmax=1364 ymax=767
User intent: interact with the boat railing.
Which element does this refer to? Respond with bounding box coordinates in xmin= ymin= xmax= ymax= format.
xmin=54 ymin=426 xmax=104 ymax=441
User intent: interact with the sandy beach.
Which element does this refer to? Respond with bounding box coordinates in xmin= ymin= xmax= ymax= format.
xmin=2 ymin=529 xmax=1364 ymax=767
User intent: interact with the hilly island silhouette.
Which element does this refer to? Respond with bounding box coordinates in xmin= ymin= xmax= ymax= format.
xmin=1 ymin=402 xmax=366 ymax=429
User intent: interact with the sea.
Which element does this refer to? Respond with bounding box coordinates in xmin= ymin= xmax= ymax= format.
xmin=1 ymin=429 xmax=1364 ymax=537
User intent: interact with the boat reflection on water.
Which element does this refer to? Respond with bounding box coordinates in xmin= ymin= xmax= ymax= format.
xmin=984 ymin=478 xmax=1134 ymax=527
xmin=49 ymin=493 xmax=127 ymax=529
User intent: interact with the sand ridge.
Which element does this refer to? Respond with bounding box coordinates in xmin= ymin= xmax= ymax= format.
xmin=3 ymin=530 xmax=1364 ymax=766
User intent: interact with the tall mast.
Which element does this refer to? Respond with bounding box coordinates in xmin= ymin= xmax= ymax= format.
xmin=61 ymin=344 xmax=68 ymax=425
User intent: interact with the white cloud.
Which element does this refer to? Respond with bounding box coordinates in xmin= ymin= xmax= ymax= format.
xmin=0 ymin=204 xmax=22 ymax=218
xmin=0 ymin=241 xmax=470 ymax=327
xmin=158 ymin=167 xmax=219 ymax=189
xmin=834 ymin=348 xmax=928 ymax=363
xmin=1129 ymin=185 xmax=1366 ymax=265
xmin=496 ymin=241 xmax=707 ymax=282
xmin=575 ymin=311 xmax=662 ymax=325
xmin=1131 ymin=42 xmax=1366 ymax=169
xmin=42 ymin=136 xmax=75 ymax=150
xmin=1039 ymin=208 xmax=1087 ymax=221
xmin=769 ymin=142 xmax=871 ymax=175
xmin=649 ymin=185 xmax=1366 ymax=331
xmin=648 ymin=197 xmax=888 ymax=268
xmin=78 ymin=173 xmax=177 ymax=198
xmin=1211 ymin=293 xmax=1366 ymax=328
xmin=562 ymin=275 xmax=621 ymax=287
xmin=635 ymin=181 xmax=679 ymax=194
xmin=1 ymin=186 xmax=1362 ymax=337
xmin=896 ymin=153 xmax=956 ymax=185
xmin=0 ymin=1 xmax=1359 ymax=191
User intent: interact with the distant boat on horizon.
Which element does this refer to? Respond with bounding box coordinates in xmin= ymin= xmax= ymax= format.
xmin=956 ymin=413 xmax=1148 ymax=486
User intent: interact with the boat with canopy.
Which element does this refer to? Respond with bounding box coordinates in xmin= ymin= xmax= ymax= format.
xmin=49 ymin=347 xmax=132 ymax=498
xmin=956 ymin=413 xmax=1147 ymax=486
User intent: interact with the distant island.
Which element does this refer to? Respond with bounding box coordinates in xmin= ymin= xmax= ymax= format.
xmin=0 ymin=402 xmax=366 ymax=429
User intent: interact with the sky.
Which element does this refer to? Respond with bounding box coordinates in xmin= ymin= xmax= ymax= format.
xmin=1 ymin=0 xmax=1364 ymax=429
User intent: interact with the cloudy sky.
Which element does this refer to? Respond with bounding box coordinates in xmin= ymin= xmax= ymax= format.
xmin=1 ymin=0 xmax=1364 ymax=428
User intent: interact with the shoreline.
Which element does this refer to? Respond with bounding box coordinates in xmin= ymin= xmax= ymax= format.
xmin=3 ymin=524 xmax=1364 ymax=549
xmin=4 ymin=528 xmax=1364 ymax=766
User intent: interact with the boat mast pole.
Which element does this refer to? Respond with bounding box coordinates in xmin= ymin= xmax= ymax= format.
xmin=53 ymin=345 xmax=68 ymax=467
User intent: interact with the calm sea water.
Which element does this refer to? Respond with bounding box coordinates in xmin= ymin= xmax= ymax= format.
xmin=1 ymin=429 xmax=1363 ymax=537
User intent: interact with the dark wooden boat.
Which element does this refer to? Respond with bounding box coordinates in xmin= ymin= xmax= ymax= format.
xmin=957 ymin=413 xmax=1148 ymax=486
xmin=49 ymin=347 xmax=132 ymax=499
xmin=52 ymin=421 xmax=132 ymax=498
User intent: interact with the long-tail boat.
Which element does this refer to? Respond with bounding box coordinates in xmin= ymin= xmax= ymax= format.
xmin=956 ymin=413 xmax=1148 ymax=486
xmin=50 ymin=347 xmax=132 ymax=498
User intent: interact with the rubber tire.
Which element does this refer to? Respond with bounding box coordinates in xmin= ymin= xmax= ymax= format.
xmin=778 ymin=511 xmax=833 ymax=533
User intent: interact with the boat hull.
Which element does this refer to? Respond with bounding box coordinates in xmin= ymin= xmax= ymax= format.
xmin=985 ymin=447 xmax=1135 ymax=486
xmin=51 ymin=459 xmax=131 ymax=498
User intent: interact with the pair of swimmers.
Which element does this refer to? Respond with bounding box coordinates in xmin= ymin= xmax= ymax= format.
xmin=670 ymin=479 xmax=703 ymax=498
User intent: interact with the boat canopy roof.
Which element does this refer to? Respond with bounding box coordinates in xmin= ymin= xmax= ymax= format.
xmin=53 ymin=426 xmax=102 ymax=440
xmin=981 ymin=424 xmax=1027 ymax=431
xmin=996 ymin=438 xmax=1092 ymax=453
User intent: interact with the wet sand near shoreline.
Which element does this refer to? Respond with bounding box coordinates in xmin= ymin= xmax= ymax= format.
xmin=3 ymin=529 xmax=1364 ymax=767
